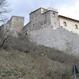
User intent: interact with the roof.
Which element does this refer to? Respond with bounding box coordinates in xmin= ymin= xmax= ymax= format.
xmin=59 ymin=15 xmax=79 ymax=22
xmin=30 ymin=7 xmax=58 ymax=15
xmin=30 ymin=7 xmax=48 ymax=15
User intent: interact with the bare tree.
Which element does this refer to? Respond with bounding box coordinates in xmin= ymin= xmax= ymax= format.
xmin=0 ymin=0 xmax=8 ymax=23
xmin=0 ymin=0 xmax=9 ymax=48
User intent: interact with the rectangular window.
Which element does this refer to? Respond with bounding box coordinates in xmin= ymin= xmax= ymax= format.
xmin=75 ymin=24 xmax=78 ymax=29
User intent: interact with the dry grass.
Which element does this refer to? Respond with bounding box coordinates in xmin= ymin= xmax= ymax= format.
xmin=0 ymin=47 xmax=78 ymax=79
xmin=0 ymin=34 xmax=79 ymax=79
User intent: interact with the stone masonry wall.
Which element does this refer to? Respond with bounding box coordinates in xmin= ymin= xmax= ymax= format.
xmin=24 ymin=8 xmax=79 ymax=57
xmin=25 ymin=8 xmax=59 ymax=31
xmin=27 ymin=26 xmax=79 ymax=57
xmin=3 ymin=16 xmax=24 ymax=37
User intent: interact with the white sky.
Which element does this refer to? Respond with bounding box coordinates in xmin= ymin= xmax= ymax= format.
xmin=6 ymin=0 xmax=79 ymax=24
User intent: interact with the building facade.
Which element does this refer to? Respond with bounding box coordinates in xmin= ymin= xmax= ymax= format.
xmin=59 ymin=15 xmax=79 ymax=34
xmin=24 ymin=8 xmax=59 ymax=31
xmin=24 ymin=7 xmax=79 ymax=34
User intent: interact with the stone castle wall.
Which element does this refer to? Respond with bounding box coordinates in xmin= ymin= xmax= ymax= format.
xmin=23 ymin=8 xmax=79 ymax=56
xmin=59 ymin=16 xmax=79 ymax=34
xmin=25 ymin=8 xmax=79 ymax=35
xmin=1 ymin=7 xmax=79 ymax=57
xmin=3 ymin=16 xmax=24 ymax=37
xmin=25 ymin=8 xmax=59 ymax=32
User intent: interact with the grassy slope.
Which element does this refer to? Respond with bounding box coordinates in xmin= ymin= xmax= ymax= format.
xmin=0 ymin=49 xmax=64 ymax=79
xmin=0 ymin=47 xmax=79 ymax=79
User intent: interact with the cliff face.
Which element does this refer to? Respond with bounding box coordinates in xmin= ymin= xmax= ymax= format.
xmin=27 ymin=26 xmax=79 ymax=56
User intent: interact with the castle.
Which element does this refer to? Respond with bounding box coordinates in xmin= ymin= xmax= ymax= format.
xmin=1 ymin=7 xmax=79 ymax=56
xmin=1 ymin=7 xmax=79 ymax=36
xmin=23 ymin=8 xmax=79 ymax=56
xmin=24 ymin=7 xmax=79 ymax=34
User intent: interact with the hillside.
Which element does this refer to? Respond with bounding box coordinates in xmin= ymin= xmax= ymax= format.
xmin=0 ymin=29 xmax=79 ymax=79
xmin=0 ymin=45 xmax=79 ymax=79
xmin=0 ymin=49 xmax=71 ymax=79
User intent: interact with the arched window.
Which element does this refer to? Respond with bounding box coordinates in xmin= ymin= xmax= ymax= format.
xmin=75 ymin=24 xmax=78 ymax=29
xmin=63 ymin=21 xmax=67 ymax=26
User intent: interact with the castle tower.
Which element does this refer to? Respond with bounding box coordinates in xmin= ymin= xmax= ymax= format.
xmin=25 ymin=7 xmax=59 ymax=32
xmin=4 ymin=16 xmax=24 ymax=37
xmin=46 ymin=8 xmax=59 ymax=29
xmin=10 ymin=16 xmax=24 ymax=33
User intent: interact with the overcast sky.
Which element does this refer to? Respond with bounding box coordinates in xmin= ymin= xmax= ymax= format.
xmin=6 ymin=0 xmax=79 ymax=24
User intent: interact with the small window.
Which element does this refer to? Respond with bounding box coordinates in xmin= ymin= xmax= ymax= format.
xmin=63 ymin=21 xmax=67 ymax=26
xmin=53 ymin=12 xmax=55 ymax=16
xmin=75 ymin=24 xmax=78 ymax=29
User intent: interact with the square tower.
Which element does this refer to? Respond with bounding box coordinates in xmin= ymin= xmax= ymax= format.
xmin=47 ymin=8 xmax=59 ymax=29
xmin=25 ymin=7 xmax=60 ymax=32
xmin=4 ymin=16 xmax=24 ymax=37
